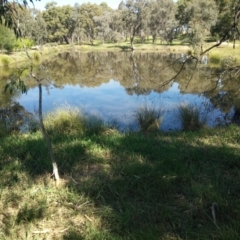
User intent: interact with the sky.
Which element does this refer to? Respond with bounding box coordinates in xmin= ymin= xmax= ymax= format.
xmin=33 ymin=0 xmax=120 ymax=10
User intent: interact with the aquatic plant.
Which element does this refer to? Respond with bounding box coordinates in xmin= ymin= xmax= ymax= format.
xmin=177 ymin=103 xmax=206 ymax=131
xmin=134 ymin=104 xmax=163 ymax=132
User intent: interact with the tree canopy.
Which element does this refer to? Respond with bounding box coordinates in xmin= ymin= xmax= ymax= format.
xmin=1 ymin=0 xmax=240 ymax=53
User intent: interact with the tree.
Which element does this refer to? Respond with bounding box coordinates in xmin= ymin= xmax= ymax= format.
xmin=212 ymin=0 xmax=240 ymax=48
xmin=30 ymin=10 xmax=47 ymax=45
xmin=121 ymin=0 xmax=151 ymax=49
xmin=94 ymin=13 xmax=112 ymax=44
xmin=178 ymin=0 xmax=218 ymax=53
xmin=0 ymin=0 xmax=36 ymax=36
xmin=77 ymin=3 xmax=103 ymax=44
xmin=2 ymin=0 xmax=61 ymax=184
xmin=42 ymin=3 xmax=75 ymax=44
xmin=0 ymin=24 xmax=17 ymax=51
xmin=149 ymin=0 xmax=178 ymax=44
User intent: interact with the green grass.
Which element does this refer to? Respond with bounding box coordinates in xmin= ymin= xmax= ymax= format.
xmin=1 ymin=108 xmax=240 ymax=239
xmin=209 ymin=53 xmax=221 ymax=64
xmin=1 ymin=56 xmax=11 ymax=68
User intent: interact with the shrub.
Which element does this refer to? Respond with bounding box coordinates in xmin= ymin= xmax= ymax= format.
xmin=177 ymin=103 xmax=206 ymax=131
xmin=134 ymin=104 xmax=163 ymax=132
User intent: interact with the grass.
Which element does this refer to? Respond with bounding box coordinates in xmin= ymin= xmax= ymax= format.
xmin=44 ymin=106 xmax=87 ymax=136
xmin=1 ymin=108 xmax=240 ymax=239
xmin=134 ymin=104 xmax=163 ymax=132
xmin=177 ymin=103 xmax=207 ymax=131
xmin=2 ymin=38 xmax=240 ymax=69
xmin=209 ymin=52 xmax=221 ymax=64
xmin=1 ymin=56 xmax=11 ymax=68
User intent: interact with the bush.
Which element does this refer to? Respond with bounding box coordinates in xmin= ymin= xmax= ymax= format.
xmin=14 ymin=38 xmax=34 ymax=50
xmin=177 ymin=103 xmax=206 ymax=131
xmin=134 ymin=104 xmax=163 ymax=132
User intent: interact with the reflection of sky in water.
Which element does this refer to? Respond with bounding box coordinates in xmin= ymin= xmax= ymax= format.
xmin=17 ymin=79 xmax=231 ymax=131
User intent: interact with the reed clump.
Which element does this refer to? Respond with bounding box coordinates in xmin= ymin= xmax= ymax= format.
xmin=134 ymin=104 xmax=163 ymax=132
xmin=178 ymin=103 xmax=206 ymax=131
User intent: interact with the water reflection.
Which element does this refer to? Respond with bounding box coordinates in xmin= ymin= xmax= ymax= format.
xmin=1 ymin=51 xmax=239 ymax=131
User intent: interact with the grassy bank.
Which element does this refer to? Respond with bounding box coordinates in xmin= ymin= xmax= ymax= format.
xmin=1 ymin=39 xmax=240 ymax=69
xmin=1 ymin=108 xmax=240 ymax=239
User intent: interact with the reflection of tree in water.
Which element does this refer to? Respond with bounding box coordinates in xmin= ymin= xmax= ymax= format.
xmin=2 ymin=51 xmax=240 ymax=115
xmin=0 ymin=102 xmax=32 ymax=132
xmin=0 ymin=75 xmax=22 ymax=108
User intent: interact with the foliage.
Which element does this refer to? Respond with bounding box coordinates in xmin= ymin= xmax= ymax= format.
xmin=42 ymin=3 xmax=76 ymax=44
xmin=149 ymin=0 xmax=178 ymax=44
xmin=0 ymin=0 xmax=30 ymax=36
xmin=0 ymin=24 xmax=17 ymax=52
xmin=121 ymin=0 xmax=151 ymax=49
xmin=181 ymin=0 xmax=218 ymax=53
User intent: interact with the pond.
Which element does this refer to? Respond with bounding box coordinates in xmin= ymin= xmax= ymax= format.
xmin=1 ymin=51 xmax=239 ymax=131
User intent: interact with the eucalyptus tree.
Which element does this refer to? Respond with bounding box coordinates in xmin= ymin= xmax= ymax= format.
xmin=109 ymin=10 xmax=125 ymax=41
xmin=42 ymin=3 xmax=76 ymax=44
xmin=176 ymin=0 xmax=191 ymax=32
xmin=94 ymin=13 xmax=112 ymax=43
xmin=149 ymin=0 xmax=178 ymax=44
xmin=211 ymin=0 xmax=240 ymax=48
xmin=77 ymin=3 xmax=103 ymax=44
xmin=0 ymin=24 xmax=16 ymax=51
xmin=0 ymin=0 xmax=30 ymax=36
xmin=178 ymin=0 xmax=218 ymax=53
xmin=121 ymin=0 xmax=151 ymax=49
xmin=9 ymin=5 xmax=47 ymax=45
xmin=30 ymin=10 xmax=47 ymax=45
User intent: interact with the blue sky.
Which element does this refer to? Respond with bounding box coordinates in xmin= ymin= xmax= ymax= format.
xmin=34 ymin=0 xmax=120 ymax=10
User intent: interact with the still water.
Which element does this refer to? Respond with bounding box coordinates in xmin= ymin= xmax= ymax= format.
xmin=1 ymin=51 xmax=238 ymax=131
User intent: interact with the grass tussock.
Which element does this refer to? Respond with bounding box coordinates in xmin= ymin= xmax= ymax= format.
xmin=33 ymin=51 xmax=41 ymax=63
xmin=44 ymin=106 xmax=87 ymax=136
xmin=209 ymin=53 xmax=221 ymax=64
xmin=178 ymin=103 xmax=206 ymax=131
xmin=1 ymin=56 xmax=10 ymax=69
xmin=134 ymin=104 xmax=163 ymax=132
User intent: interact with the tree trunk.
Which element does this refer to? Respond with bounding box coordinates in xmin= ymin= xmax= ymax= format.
xmin=63 ymin=35 xmax=70 ymax=44
xmin=130 ymin=36 xmax=135 ymax=50
xmin=38 ymin=83 xmax=60 ymax=185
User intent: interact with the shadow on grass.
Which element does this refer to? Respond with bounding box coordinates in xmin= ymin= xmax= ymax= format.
xmin=107 ymin=45 xmax=132 ymax=50
xmin=1 ymin=126 xmax=240 ymax=239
